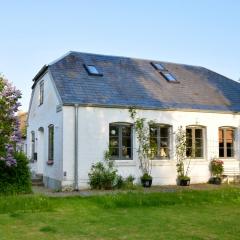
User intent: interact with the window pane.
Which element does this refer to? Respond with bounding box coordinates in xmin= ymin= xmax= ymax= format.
xmin=186 ymin=128 xmax=192 ymax=148
xmin=48 ymin=126 xmax=54 ymax=161
xmin=110 ymin=148 xmax=119 ymax=157
xmin=218 ymin=129 xmax=223 ymax=143
xmin=162 ymin=72 xmax=177 ymax=82
xmin=195 ymin=148 xmax=203 ymax=158
xmin=160 ymin=147 xmax=169 ymax=158
xmin=122 ymin=137 xmax=131 ymax=148
xmin=227 ymin=142 xmax=233 ymax=148
xmin=152 ymin=62 xmax=165 ymax=71
xmin=195 ymin=138 xmax=203 ymax=148
xmin=122 ymin=147 xmax=131 ymax=159
xmin=227 ymin=148 xmax=234 ymax=157
xmin=109 ymin=125 xmax=119 ymax=159
xmin=186 ymin=148 xmax=192 ymax=157
xmin=186 ymin=128 xmax=193 ymax=157
xmin=109 ymin=137 xmax=118 ymax=147
xmin=150 ymin=126 xmax=157 ymax=137
xmin=160 ymin=137 xmax=168 ymax=147
xmin=40 ymin=82 xmax=44 ymax=105
xmin=122 ymin=126 xmax=131 ymax=136
xmin=150 ymin=137 xmax=158 ymax=157
xmin=186 ymin=128 xmax=192 ymax=139
xmin=226 ymin=129 xmax=233 ymax=141
xmin=110 ymin=126 xmax=119 ymax=136
xmin=160 ymin=126 xmax=170 ymax=159
xmin=87 ymin=65 xmax=99 ymax=75
xmin=219 ymin=142 xmax=224 ymax=148
xmin=160 ymin=127 xmax=168 ymax=138
xmin=195 ymin=129 xmax=202 ymax=138
xmin=219 ymin=148 xmax=224 ymax=157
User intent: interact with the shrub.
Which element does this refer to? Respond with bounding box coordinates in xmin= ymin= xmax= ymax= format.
xmin=123 ymin=175 xmax=135 ymax=189
xmin=0 ymin=152 xmax=32 ymax=195
xmin=114 ymin=175 xmax=136 ymax=190
xmin=89 ymin=149 xmax=136 ymax=190
xmin=115 ymin=175 xmax=124 ymax=189
xmin=210 ymin=159 xmax=224 ymax=177
xmin=140 ymin=173 xmax=152 ymax=181
xmin=88 ymin=162 xmax=118 ymax=190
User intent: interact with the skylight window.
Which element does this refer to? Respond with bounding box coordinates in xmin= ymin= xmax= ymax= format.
xmin=84 ymin=64 xmax=103 ymax=76
xmin=161 ymin=72 xmax=178 ymax=82
xmin=151 ymin=62 xmax=165 ymax=71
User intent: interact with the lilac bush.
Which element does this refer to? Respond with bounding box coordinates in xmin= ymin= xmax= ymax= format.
xmin=0 ymin=75 xmax=22 ymax=166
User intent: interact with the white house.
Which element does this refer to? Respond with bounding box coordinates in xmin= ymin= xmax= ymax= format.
xmin=27 ymin=51 xmax=240 ymax=190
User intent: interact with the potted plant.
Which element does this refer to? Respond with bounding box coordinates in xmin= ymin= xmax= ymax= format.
xmin=175 ymin=126 xmax=191 ymax=186
xmin=209 ymin=158 xmax=224 ymax=184
xmin=140 ymin=173 xmax=153 ymax=188
xmin=178 ymin=175 xmax=191 ymax=186
xmin=129 ymin=108 xmax=156 ymax=188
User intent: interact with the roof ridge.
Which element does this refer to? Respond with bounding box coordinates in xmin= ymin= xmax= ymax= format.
xmin=201 ymin=67 xmax=239 ymax=84
xmin=66 ymin=51 xmax=203 ymax=69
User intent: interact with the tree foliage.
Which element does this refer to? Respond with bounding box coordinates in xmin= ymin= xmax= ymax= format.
xmin=0 ymin=74 xmax=22 ymax=166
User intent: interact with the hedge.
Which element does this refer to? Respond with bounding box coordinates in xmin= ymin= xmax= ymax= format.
xmin=0 ymin=152 xmax=32 ymax=195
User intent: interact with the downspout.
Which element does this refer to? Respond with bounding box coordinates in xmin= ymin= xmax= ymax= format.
xmin=74 ymin=104 xmax=79 ymax=190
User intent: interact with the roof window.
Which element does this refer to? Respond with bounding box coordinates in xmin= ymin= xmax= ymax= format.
xmin=151 ymin=62 xmax=178 ymax=83
xmin=161 ymin=72 xmax=178 ymax=82
xmin=84 ymin=64 xmax=103 ymax=76
xmin=151 ymin=62 xmax=165 ymax=71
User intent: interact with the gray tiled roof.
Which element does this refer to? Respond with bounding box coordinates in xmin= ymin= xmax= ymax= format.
xmin=45 ymin=51 xmax=240 ymax=112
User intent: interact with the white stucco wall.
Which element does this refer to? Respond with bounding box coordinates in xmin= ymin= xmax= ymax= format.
xmin=28 ymin=81 xmax=240 ymax=190
xmin=27 ymin=71 xmax=63 ymax=188
xmin=69 ymin=107 xmax=240 ymax=189
xmin=61 ymin=106 xmax=75 ymax=186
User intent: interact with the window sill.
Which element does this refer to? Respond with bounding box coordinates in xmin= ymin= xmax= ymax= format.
xmin=114 ymin=160 xmax=136 ymax=166
xmin=47 ymin=160 xmax=54 ymax=166
xmin=219 ymin=158 xmax=238 ymax=162
xmin=186 ymin=158 xmax=207 ymax=161
xmin=151 ymin=160 xmax=176 ymax=166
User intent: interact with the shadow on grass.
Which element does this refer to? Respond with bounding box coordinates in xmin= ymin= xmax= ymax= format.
xmin=39 ymin=226 xmax=57 ymax=233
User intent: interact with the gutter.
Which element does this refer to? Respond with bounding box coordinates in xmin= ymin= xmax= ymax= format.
xmin=74 ymin=104 xmax=79 ymax=190
xmin=62 ymin=103 xmax=240 ymax=115
xmin=31 ymin=65 xmax=48 ymax=89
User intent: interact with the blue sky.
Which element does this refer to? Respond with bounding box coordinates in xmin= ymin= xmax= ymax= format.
xmin=1 ymin=0 xmax=239 ymax=111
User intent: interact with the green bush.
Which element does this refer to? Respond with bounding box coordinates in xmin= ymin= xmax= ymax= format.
xmin=116 ymin=175 xmax=136 ymax=190
xmin=88 ymin=162 xmax=118 ymax=190
xmin=0 ymin=152 xmax=32 ymax=195
xmin=210 ymin=159 xmax=224 ymax=177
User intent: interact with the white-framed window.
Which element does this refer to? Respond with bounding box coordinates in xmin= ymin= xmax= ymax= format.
xmin=109 ymin=123 xmax=133 ymax=160
xmin=39 ymin=81 xmax=44 ymax=105
xmin=149 ymin=124 xmax=171 ymax=159
xmin=186 ymin=126 xmax=205 ymax=158
xmin=219 ymin=127 xmax=235 ymax=158
xmin=31 ymin=131 xmax=35 ymax=161
xmin=48 ymin=124 xmax=54 ymax=164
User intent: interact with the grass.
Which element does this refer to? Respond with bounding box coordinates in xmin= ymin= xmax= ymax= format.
xmin=0 ymin=187 xmax=240 ymax=239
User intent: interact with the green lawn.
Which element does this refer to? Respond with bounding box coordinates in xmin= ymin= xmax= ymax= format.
xmin=0 ymin=188 xmax=240 ymax=240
